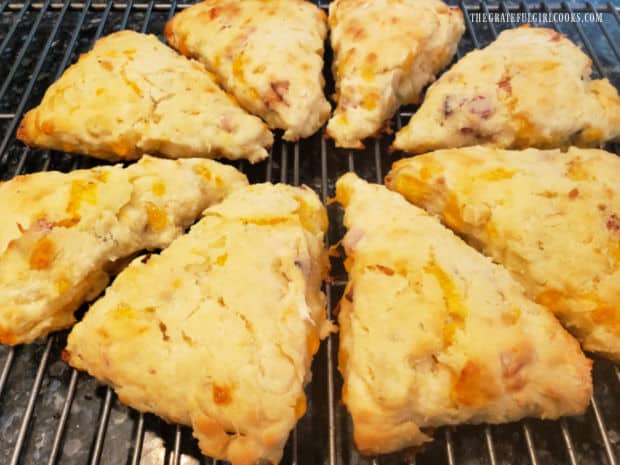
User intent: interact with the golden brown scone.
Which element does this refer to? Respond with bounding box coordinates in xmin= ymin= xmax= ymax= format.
xmin=65 ymin=183 xmax=332 ymax=465
xmin=325 ymin=0 xmax=464 ymax=148
xmin=165 ymin=0 xmax=330 ymax=141
xmin=392 ymin=26 xmax=620 ymax=154
xmin=336 ymin=173 xmax=591 ymax=456
xmin=387 ymin=146 xmax=620 ymax=361
xmin=17 ymin=30 xmax=273 ymax=163
xmin=0 ymin=156 xmax=247 ymax=345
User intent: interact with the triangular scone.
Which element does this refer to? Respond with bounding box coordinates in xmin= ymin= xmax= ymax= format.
xmin=393 ymin=26 xmax=620 ymax=153
xmin=325 ymin=0 xmax=464 ymax=148
xmin=387 ymin=147 xmax=620 ymax=362
xmin=17 ymin=30 xmax=273 ymax=163
xmin=164 ymin=0 xmax=331 ymax=141
xmin=336 ymin=173 xmax=591 ymax=455
xmin=0 ymin=156 xmax=247 ymax=345
xmin=65 ymin=184 xmax=332 ymax=465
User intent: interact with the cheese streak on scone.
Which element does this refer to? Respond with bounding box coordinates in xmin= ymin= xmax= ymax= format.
xmin=165 ymin=0 xmax=330 ymax=141
xmin=393 ymin=26 xmax=620 ymax=153
xmin=325 ymin=0 xmax=464 ymax=148
xmin=387 ymin=146 xmax=620 ymax=362
xmin=17 ymin=30 xmax=273 ymax=163
xmin=0 ymin=156 xmax=247 ymax=345
xmin=336 ymin=173 xmax=591 ymax=455
xmin=65 ymin=184 xmax=332 ymax=465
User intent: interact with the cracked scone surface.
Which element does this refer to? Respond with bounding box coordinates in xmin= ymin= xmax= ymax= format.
xmin=17 ymin=30 xmax=273 ymax=163
xmin=0 ymin=156 xmax=247 ymax=345
xmin=387 ymin=146 xmax=620 ymax=361
xmin=65 ymin=183 xmax=332 ymax=465
xmin=165 ymin=0 xmax=330 ymax=141
xmin=325 ymin=0 xmax=464 ymax=148
xmin=336 ymin=173 xmax=591 ymax=455
xmin=393 ymin=26 xmax=620 ymax=153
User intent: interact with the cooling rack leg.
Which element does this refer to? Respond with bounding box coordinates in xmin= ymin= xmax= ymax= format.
xmin=484 ymin=426 xmax=498 ymax=465
xmin=9 ymin=336 xmax=54 ymax=465
xmin=171 ymin=425 xmax=182 ymax=465
xmin=560 ymin=418 xmax=579 ymax=465
xmin=47 ymin=368 xmax=79 ymax=465
xmin=444 ymin=428 xmax=456 ymax=465
xmin=590 ymin=396 xmax=618 ymax=465
xmin=320 ymin=136 xmax=338 ymax=465
xmin=522 ymin=422 xmax=539 ymax=465
xmin=89 ymin=386 xmax=113 ymax=465
xmin=130 ymin=413 xmax=145 ymax=465
xmin=0 ymin=347 xmax=15 ymax=398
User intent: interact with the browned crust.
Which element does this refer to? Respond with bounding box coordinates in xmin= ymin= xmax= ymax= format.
xmin=16 ymin=110 xmax=35 ymax=145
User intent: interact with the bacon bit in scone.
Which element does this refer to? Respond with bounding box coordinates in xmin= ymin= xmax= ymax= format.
xmin=436 ymin=176 xmax=446 ymax=185
xmin=500 ymin=348 xmax=532 ymax=391
xmin=33 ymin=217 xmax=79 ymax=231
xmin=443 ymin=95 xmax=458 ymax=117
xmin=467 ymin=96 xmax=493 ymax=119
xmin=141 ymin=253 xmax=152 ymax=264
xmin=460 ymin=127 xmax=476 ymax=135
xmin=568 ymin=188 xmax=579 ymax=199
xmin=497 ymin=75 xmax=512 ymax=93
xmin=36 ymin=218 xmax=55 ymax=232
xmin=17 ymin=223 xmax=25 ymax=233
xmin=219 ymin=115 xmax=236 ymax=133
xmin=265 ymin=80 xmax=290 ymax=108
xmin=212 ymin=384 xmax=232 ymax=405
xmin=271 ymin=80 xmax=289 ymax=99
xmin=607 ymin=214 xmax=620 ymax=232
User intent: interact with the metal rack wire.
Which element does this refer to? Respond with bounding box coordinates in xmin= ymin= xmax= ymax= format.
xmin=0 ymin=1 xmax=619 ymax=464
